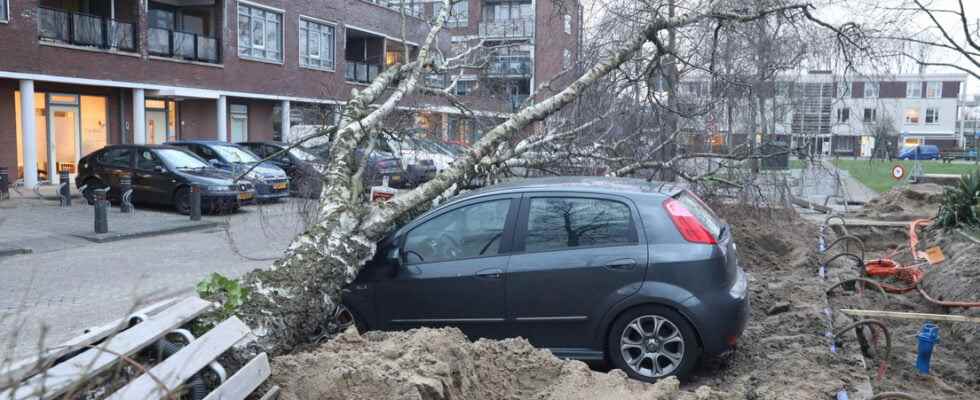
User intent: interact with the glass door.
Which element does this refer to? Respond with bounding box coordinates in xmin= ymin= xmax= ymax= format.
xmin=230 ymin=104 xmax=248 ymax=142
xmin=48 ymin=104 xmax=81 ymax=184
xmin=147 ymin=110 xmax=169 ymax=144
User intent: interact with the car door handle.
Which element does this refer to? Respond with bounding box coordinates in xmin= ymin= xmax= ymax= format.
xmin=475 ymin=268 xmax=504 ymax=279
xmin=605 ymin=259 xmax=637 ymax=270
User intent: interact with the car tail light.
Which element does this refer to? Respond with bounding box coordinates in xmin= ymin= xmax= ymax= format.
xmin=663 ymin=198 xmax=717 ymax=245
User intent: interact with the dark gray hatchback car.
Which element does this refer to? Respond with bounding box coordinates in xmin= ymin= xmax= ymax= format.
xmin=341 ymin=177 xmax=749 ymax=381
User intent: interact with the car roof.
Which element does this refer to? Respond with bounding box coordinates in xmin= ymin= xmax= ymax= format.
xmin=99 ymin=144 xmax=187 ymax=151
xmin=447 ymin=176 xmax=684 ymax=204
xmin=168 ymin=140 xmax=240 ymax=146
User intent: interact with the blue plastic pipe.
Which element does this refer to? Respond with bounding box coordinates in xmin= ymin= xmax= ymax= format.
xmin=916 ymin=322 xmax=940 ymax=374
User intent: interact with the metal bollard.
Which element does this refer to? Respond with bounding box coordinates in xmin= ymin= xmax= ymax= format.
xmin=190 ymin=185 xmax=202 ymax=221
xmin=0 ymin=166 xmax=9 ymax=201
xmin=94 ymin=188 xmax=109 ymax=234
xmin=59 ymin=170 xmax=71 ymax=207
xmin=120 ymin=174 xmax=134 ymax=214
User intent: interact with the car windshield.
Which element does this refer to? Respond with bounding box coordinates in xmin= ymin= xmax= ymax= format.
xmin=213 ymin=145 xmax=259 ymax=163
xmin=157 ymin=149 xmax=210 ymax=169
xmin=289 ymin=147 xmax=319 ymax=161
xmin=418 ymin=140 xmax=455 ymax=156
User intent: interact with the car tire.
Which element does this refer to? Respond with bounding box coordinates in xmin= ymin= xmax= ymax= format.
xmin=174 ymin=187 xmax=192 ymax=215
xmin=81 ymin=179 xmax=106 ymax=205
xmin=607 ymin=305 xmax=702 ymax=382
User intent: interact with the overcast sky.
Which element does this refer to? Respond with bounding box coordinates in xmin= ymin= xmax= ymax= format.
xmin=578 ymin=0 xmax=980 ymax=94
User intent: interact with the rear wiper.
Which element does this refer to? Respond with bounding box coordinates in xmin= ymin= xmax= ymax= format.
xmin=718 ymin=224 xmax=728 ymax=239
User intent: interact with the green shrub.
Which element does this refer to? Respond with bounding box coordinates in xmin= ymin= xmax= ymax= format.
xmin=194 ymin=273 xmax=249 ymax=334
xmin=937 ymin=169 xmax=980 ymax=229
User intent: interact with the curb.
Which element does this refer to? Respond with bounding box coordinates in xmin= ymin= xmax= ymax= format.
xmin=71 ymin=220 xmax=227 ymax=244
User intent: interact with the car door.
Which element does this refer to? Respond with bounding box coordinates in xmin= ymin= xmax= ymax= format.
xmin=96 ymin=147 xmax=134 ymax=200
xmin=132 ymin=149 xmax=172 ymax=204
xmin=374 ymin=194 xmax=519 ymax=340
xmin=505 ymin=193 xmax=648 ymax=351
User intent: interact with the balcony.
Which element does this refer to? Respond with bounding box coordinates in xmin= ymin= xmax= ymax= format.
xmin=479 ymin=18 xmax=534 ymax=39
xmin=37 ymin=6 xmax=136 ymax=52
xmin=345 ymin=61 xmax=381 ymax=84
xmin=487 ymin=55 xmax=531 ymax=77
xmin=148 ymin=28 xmax=219 ymax=63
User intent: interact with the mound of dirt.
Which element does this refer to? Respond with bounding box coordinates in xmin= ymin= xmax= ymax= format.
xmin=268 ymin=327 xmax=729 ymax=400
xmin=711 ymin=205 xmax=818 ymax=272
xmin=857 ymin=183 xmax=944 ymax=221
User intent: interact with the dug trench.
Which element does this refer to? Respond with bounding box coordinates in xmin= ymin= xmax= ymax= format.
xmin=261 ymin=205 xmax=980 ymax=400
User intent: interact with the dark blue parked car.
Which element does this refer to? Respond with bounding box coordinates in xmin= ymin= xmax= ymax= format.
xmin=339 ymin=177 xmax=749 ymax=382
xmin=898 ymin=145 xmax=940 ymax=160
xmin=167 ymin=140 xmax=290 ymax=202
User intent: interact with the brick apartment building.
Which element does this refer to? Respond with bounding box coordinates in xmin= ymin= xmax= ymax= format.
xmin=678 ymin=72 xmax=968 ymax=157
xmin=0 ymin=0 xmax=580 ymax=188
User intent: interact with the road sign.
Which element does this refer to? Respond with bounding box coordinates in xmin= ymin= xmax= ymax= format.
xmin=891 ymin=164 xmax=906 ymax=180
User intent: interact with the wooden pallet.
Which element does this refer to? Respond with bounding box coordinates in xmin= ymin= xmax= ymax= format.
xmin=0 ymin=297 xmax=277 ymax=400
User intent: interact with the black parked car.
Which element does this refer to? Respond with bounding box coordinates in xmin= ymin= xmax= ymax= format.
xmin=167 ymin=140 xmax=290 ymax=202
xmin=307 ymin=143 xmax=411 ymax=189
xmin=340 ymin=177 xmax=749 ymax=382
xmin=75 ymin=145 xmax=255 ymax=214
xmin=238 ymin=141 xmax=325 ymax=197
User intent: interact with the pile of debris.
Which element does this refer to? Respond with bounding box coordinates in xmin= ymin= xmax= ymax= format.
xmin=268 ymin=327 xmax=729 ymax=400
xmin=857 ymin=183 xmax=944 ymax=221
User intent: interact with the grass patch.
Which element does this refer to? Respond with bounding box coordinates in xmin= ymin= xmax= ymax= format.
xmin=832 ymin=159 xmax=980 ymax=193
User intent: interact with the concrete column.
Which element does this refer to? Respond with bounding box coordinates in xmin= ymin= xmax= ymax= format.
xmin=216 ymin=95 xmax=227 ymax=141
xmin=132 ymin=88 xmax=146 ymax=144
xmin=280 ymin=100 xmax=291 ymax=141
xmin=20 ymin=80 xmax=38 ymax=188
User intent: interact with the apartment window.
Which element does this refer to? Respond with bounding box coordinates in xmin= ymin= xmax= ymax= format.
xmin=434 ymin=0 xmax=468 ymax=27
xmin=1 ymin=0 xmax=9 ymax=22
xmin=863 ymin=81 xmax=879 ymax=98
xmin=926 ymin=81 xmax=942 ymax=98
xmin=837 ymin=107 xmax=850 ymax=123
xmin=863 ymin=108 xmax=876 ymax=122
xmin=456 ymin=79 xmax=477 ymax=96
xmin=483 ymin=1 xmax=533 ymax=22
xmin=838 ymin=82 xmax=850 ymax=98
xmin=904 ymin=108 xmax=920 ymax=124
xmin=562 ymin=49 xmax=571 ymax=70
xmin=238 ymin=2 xmax=283 ymax=63
xmin=925 ymin=108 xmax=939 ymax=124
xmin=299 ymin=18 xmax=336 ymax=70
xmin=564 ymin=14 xmax=572 ymax=34
xmin=907 ymin=81 xmax=922 ymax=98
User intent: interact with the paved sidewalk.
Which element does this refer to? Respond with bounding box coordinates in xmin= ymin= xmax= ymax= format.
xmin=0 ymin=191 xmax=219 ymax=255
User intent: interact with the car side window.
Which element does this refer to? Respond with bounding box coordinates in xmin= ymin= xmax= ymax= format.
xmin=136 ymin=150 xmax=160 ymax=170
xmin=99 ymin=148 xmax=132 ymax=168
xmin=525 ymin=197 xmax=636 ymax=253
xmin=403 ymin=199 xmax=511 ymax=265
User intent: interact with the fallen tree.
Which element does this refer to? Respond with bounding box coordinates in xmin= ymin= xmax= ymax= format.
xmin=226 ymin=0 xmax=870 ymax=356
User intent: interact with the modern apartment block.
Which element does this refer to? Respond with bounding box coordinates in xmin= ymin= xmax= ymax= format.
xmin=0 ymin=0 xmax=580 ymax=188
xmin=678 ymin=72 xmax=968 ymax=157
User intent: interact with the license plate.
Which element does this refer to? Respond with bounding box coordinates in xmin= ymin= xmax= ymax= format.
xmin=273 ymin=182 xmax=288 ymax=190
xmin=239 ymin=192 xmax=254 ymax=201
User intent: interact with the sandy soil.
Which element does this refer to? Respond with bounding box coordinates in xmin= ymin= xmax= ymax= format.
xmin=856 ymin=184 xmax=944 ymax=221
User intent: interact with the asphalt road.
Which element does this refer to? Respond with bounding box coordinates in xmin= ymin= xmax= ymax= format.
xmin=0 ymin=200 xmax=309 ymax=362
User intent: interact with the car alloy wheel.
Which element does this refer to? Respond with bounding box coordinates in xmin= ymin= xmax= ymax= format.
xmin=174 ymin=187 xmax=192 ymax=215
xmin=620 ymin=315 xmax=685 ymax=378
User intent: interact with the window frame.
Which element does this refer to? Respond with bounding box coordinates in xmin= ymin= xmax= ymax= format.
xmin=398 ymin=195 xmax=521 ymax=266
xmin=863 ymin=107 xmax=877 ymax=122
xmin=863 ymin=81 xmax=879 ymax=98
xmin=906 ymin=81 xmax=922 ymax=98
xmin=298 ymin=15 xmax=337 ymax=72
xmin=926 ymin=81 xmax=942 ymax=99
xmin=925 ymin=107 xmax=939 ymax=124
xmin=513 ymin=193 xmax=642 ymax=255
xmin=237 ymin=0 xmax=285 ymax=64
xmin=904 ymin=108 xmax=921 ymax=125
xmin=563 ymin=14 xmax=571 ymax=34
xmin=1 ymin=0 xmax=10 ymax=23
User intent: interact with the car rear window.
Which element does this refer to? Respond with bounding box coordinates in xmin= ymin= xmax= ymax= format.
xmin=675 ymin=191 xmax=723 ymax=239
xmin=525 ymin=197 xmax=636 ymax=252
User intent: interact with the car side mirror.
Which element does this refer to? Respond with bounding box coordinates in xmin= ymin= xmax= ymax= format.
xmin=385 ymin=246 xmax=402 ymax=277
xmin=209 ymin=159 xmax=222 ymax=167
xmin=154 ymin=165 xmax=166 ymax=173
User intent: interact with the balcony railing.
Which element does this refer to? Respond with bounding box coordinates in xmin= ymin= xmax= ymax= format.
xmin=37 ymin=7 xmax=136 ymax=52
xmin=487 ymin=56 xmax=531 ymax=77
xmin=479 ymin=18 xmax=534 ymax=39
xmin=363 ymin=0 xmax=424 ymax=18
xmin=148 ymin=27 xmax=219 ymax=63
xmin=345 ymin=61 xmax=380 ymax=84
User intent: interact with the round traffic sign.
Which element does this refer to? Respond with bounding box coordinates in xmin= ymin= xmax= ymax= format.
xmin=891 ymin=164 xmax=906 ymax=180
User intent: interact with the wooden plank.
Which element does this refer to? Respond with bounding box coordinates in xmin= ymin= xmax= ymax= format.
xmin=0 ymin=297 xmax=181 ymax=388
xmin=0 ymin=297 xmax=212 ymax=400
xmin=840 ymin=309 xmax=980 ymax=324
xmin=107 ymin=317 xmax=252 ymax=400
xmin=201 ymin=353 xmax=270 ymax=400
xmin=259 ymin=385 xmax=281 ymax=400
